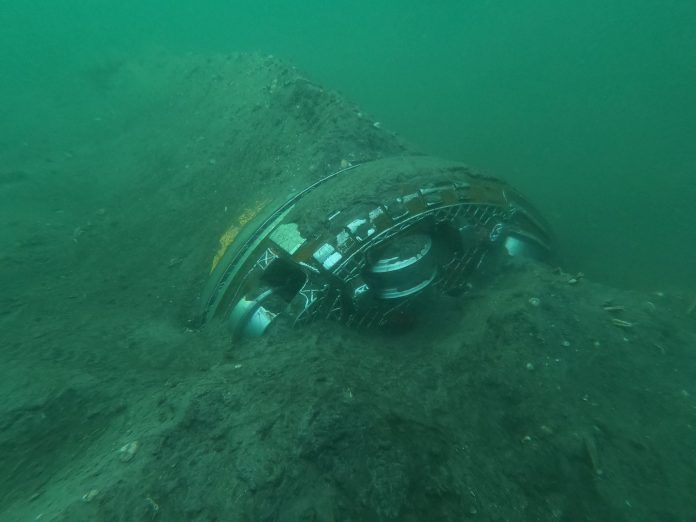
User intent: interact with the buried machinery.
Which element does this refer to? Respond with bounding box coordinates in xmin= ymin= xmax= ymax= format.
xmin=197 ymin=156 xmax=552 ymax=339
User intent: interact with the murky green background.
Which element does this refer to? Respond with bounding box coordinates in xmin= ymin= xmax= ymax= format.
xmin=2 ymin=0 xmax=695 ymax=290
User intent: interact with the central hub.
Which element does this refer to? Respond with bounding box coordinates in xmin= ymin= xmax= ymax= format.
xmin=365 ymin=234 xmax=437 ymax=299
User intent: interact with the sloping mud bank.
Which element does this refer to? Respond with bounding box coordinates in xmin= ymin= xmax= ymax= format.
xmin=1 ymin=52 xmax=695 ymax=521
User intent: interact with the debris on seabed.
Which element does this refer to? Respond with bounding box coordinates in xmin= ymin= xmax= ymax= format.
xmin=144 ymin=497 xmax=160 ymax=517
xmin=602 ymin=303 xmax=625 ymax=313
xmin=610 ymin=318 xmax=634 ymax=329
xmin=581 ymin=431 xmax=603 ymax=476
xmin=567 ymin=272 xmax=584 ymax=285
xmin=167 ymin=257 xmax=184 ymax=268
xmin=118 ymin=440 xmax=140 ymax=462
xmin=81 ymin=489 xmax=99 ymax=503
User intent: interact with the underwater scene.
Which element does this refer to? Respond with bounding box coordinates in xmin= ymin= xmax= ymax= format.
xmin=1 ymin=1 xmax=695 ymax=520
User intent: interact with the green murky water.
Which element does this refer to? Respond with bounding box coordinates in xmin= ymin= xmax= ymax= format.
xmin=2 ymin=3 xmax=696 ymax=520
xmin=2 ymin=1 xmax=695 ymax=290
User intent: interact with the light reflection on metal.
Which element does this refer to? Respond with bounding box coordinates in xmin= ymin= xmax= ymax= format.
xmin=198 ymin=157 xmax=552 ymax=340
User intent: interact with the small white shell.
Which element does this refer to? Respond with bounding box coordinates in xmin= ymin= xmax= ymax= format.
xmin=81 ymin=489 xmax=99 ymax=503
xmin=118 ymin=440 xmax=139 ymax=462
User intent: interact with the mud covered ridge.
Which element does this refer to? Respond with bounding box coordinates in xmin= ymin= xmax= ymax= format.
xmin=4 ymin=261 xmax=694 ymax=521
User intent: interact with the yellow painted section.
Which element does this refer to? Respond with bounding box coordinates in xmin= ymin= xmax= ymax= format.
xmin=211 ymin=199 xmax=270 ymax=272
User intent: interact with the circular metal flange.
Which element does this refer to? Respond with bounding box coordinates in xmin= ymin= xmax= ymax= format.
xmin=228 ymin=288 xmax=279 ymax=338
xmin=365 ymin=234 xmax=437 ymax=299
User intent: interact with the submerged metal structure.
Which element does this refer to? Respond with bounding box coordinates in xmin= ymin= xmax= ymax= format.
xmin=198 ymin=155 xmax=551 ymax=339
